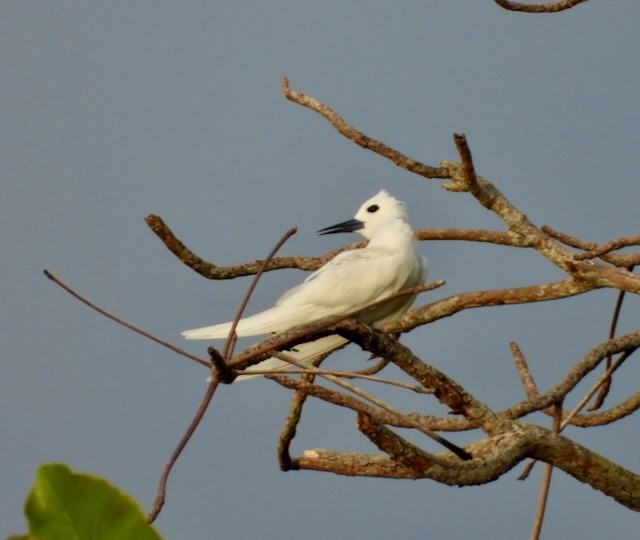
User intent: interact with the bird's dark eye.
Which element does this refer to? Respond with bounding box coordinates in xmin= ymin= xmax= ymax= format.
xmin=367 ymin=204 xmax=379 ymax=213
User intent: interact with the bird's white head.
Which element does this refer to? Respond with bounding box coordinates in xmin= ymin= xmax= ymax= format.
xmin=318 ymin=189 xmax=410 ymax=241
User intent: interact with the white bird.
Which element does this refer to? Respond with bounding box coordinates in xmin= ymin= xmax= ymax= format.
xmin=182 ymin=189 xmax=428 ymax=377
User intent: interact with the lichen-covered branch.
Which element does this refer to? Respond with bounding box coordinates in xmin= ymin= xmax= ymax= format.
xmin=146 ymin=211 xmax=640 ymax=280
xmin=280 ymin=77 xmax=448 ymax=179
xmin=573 ymin=233 xmax=640 ymax=261
xmin=385 ymin=278 xmax=591 ymax=334
xmin=543 ymin=225 xmax=640 ymax=267
xmin=295 ymin=422 xmax=640 ymax=511
xmin=144 ymin=77 xmax=640 ymax=515
xmin=530 ymin=426 xmax=640 ymax=511
xmin=229 ymin=316 xmax=640 ymax=506
xmin=145 ymin=213 xmax=337 ymax=278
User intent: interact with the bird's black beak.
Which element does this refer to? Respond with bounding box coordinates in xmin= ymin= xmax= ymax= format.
xmin=317 ymin=218 xmax=364 ymax=235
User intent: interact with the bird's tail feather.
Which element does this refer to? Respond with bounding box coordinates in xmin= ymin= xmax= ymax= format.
xmin=182 ymin=304 xmax=323 ymax=339
xmin=235 ymin=334 xmax=348 ymax=380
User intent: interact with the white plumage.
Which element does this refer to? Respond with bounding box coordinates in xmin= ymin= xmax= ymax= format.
xmin=182 ymin=189 xmax=427 ymax=377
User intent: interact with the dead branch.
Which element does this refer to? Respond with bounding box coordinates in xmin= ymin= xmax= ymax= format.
xmin=135 ymin=77 xmax=640 ymax=523
xmin=530 ymin=426 xmax=640 ymax=511
xmin=296 ymin=428 xmax=535 ymax=485
xmin=276 ymin=368 xmax=318 ymax=471
xmin=280 ymin=77 xmax=448 ymax=179
xmin=335 ymin=320 xmax=514 ymax=434
xmin=591 ymin=283 xmax=631 ymax=410
xmin=279 ymin=80 xmax=640 ymax=293
xmin=510 ymin=342 xmax=540 ymax=399
xmin=271 ymin=351 xmax=471 ymax=460
xmin=44 ymin=269 xmax=211 ymax=369
xmin=145 ymin=213 xmax=336 ymax=278
xmin=444 ymin=137 xmax=640 ymax=294
xmin=565 ymin=391 xmax=640 ymax=427
xmin=265 ymin=320 xmax=640 ymax=437
xmin=148 ymin=226 xmax=296 ymax=522
xmin=573 ymin=234 xmax=640 ymax=260
xmin=146 ymin=213 xmax=640 ymax=282
xmin=147 ymin=378 xmax=220 ymax=523
xmin=294 ymin=418 xmax=640 ymax=511
xmin=493 ymin=0 xmax=589 ymax=12
xmin=385 ymin=278 xmax=591 ymax=334
xmin=543 ymin=225 xmax=640 ymax=267
xmin=530 ymin=403 xmax=562 ymax=540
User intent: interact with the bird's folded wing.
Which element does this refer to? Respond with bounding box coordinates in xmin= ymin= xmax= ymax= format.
xmin=279 ymin=248 xmax=415 ymax=310
xmin=183 ymin=249 xmax=409 ymax=339
xmin=181 ymin=302 xmax=334 ymax=338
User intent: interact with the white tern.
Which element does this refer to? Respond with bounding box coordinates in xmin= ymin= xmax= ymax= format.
xmin=182 ymin=189 xmax=428 ymax=377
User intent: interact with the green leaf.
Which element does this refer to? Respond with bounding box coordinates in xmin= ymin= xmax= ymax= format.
xmin=13 ymin=463 xmax=162 ymax=540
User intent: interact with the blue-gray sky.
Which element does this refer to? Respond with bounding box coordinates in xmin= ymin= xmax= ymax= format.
xmin=3 ymin=3 xmax=639 ymax=538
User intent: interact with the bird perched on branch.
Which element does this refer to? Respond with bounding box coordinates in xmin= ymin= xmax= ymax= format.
xmin=182 ymin=189 xmax=427 ymax=378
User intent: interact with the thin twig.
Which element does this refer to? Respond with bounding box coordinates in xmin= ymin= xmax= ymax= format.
xmin=248 ymin=366 xmax=433 ymax=394
xmin=272 ymin=351 xmax=472 ymax=460
xmin=574 ymin=235 xmax=640 ymax=260
xmin=218 ymin=226 xmax=298 ymax=374
xmin=529 ymin=402 xmax=562 ymax=540
xmin=589 ymin=265 xmax=635 ymax=410
xmin=541 ymin=225 xmax=593 ymax=250
xmin=543 ymin=225 xmax=640 ymax=268
xmin=561 ymin=352 xmax=632 ymax=430
xmin=43 ymin=269 xmax=211 ymax=368
xmin=518 ymin=459 xmax=536 ymax=481
xmin=147 ymin=378 xmax=220 ymax=522
xmin=506 ymin=328 xmax=640 ymax=430
xmin=148 ymin=226 xmax=298 ymax=521
xmin=352 ymin=357 xmax=390 ymax=376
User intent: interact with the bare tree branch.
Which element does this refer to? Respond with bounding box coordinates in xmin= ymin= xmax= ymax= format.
xmin=386 ymin=278 xmax=591 ymax=334
xmin=511 ymin=342 xmax=540 ymax=399
xmin=493 ymin=0 xmax=589 ymax=13
xmin=530 ymin=403 xmax=562 ymax=540
xmin=574 ymin=235 xmax=640 ymax=261
xmin=145 ymin=213 xmax=334 ymax=278
xmin=530 ymin=426 xmax=640 ymax=511
xmin=276 ymin=369 xmax=318 ymax=472
xmin=146 ymin=213 xmax=640 ymax=282
xmin=148 ymin=227 xmax=297 ymax=522
xmin=133 ymin=76 xmax=640 ymax=521
xmin=146 ymin=378 xmax=219 ymax=523
xmin=44 ymin=269 xmax=211 ymax=368
xmin=294 ymin=419 xmax=640 ymax=510
xmin=280 ymin=77 xmax=449 ymax=179
xmin=296 ymin=429 xmax=535 ymax=485
xmin=543 ymin=225 xmax=640 ymax=267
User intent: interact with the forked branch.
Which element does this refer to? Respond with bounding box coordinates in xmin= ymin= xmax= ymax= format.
xmin=493 ymin=0 xmax=589 ymax=13
xmin=136 ymin=77 xmax=640 ymax=521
